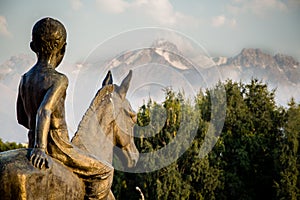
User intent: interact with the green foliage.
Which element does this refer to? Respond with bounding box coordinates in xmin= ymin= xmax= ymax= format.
xmin=111 ymin=79 xmax=299 ymax=200
xmin=0 ymin=138 xmax=25 ymax=152
xmin=3 ymin=79 xmax=298 ymax=198
xmin=274 ymin=99 xmax=300 ymax=200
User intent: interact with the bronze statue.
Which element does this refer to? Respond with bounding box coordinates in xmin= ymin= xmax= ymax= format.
xmin=0 ymin=17 xmax=139 ymax=200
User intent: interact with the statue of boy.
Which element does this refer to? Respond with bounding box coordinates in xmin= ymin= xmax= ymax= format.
xmin=17 ymin=17 xmax=114 ymax=199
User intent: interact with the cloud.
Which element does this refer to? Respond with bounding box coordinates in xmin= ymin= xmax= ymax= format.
xmin=212 ymin=15 xmax=226 ymax=27
xmin=69 ymin=0 xmax=83 ymax=11
xmin=227 ymin=0 xmax=288 ymax=16
xmin=248 ymin=0 xmax=287 ymax=15
xmin=286 ymin=0 xmax=300 ymax=9
xmin=0 ymin=16 xmax=12 ymax=37
xmin=134 ymin=0 xmax=182 ymax=25
xmin=211 ymin=15 xmax=237 ymax=28
xmin=96 ymin=0 xmax=129 ymax=14
xmin=95 ymin=0 xmax=197 ymax=26
xmin=229 ymin=18 xmax=237 ymax=27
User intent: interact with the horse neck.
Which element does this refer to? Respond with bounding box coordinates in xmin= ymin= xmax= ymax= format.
xmin=71 ymin=85 xmax=115 ymax=163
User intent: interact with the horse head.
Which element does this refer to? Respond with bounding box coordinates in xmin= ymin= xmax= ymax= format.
xmin=72 ymin=70 xmax=139 ymax=168
xmin=102 ymin=70 xmax=139 ymax=168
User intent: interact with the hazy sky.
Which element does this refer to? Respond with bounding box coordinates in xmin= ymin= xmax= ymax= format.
xmin=0 ymin=0 xmax=300 ymax=64
xmin=0 ymin=0 xmax=300 ymax=143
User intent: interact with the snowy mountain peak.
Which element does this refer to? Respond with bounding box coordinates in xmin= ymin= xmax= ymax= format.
xmin=106 ymin=40 xmax=193 ymax=71
xmin=151 ymin=39 xmax=180 ymax=54
xmin=212 ymin=57 xmax=228 ymax=66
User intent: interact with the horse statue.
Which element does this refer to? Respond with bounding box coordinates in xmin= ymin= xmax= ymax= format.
xmin=0 ymin=70 xmax=139 ymax=200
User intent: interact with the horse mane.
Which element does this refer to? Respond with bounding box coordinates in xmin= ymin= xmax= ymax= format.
xmin=71 ymin=84 xmax=114 ymax=149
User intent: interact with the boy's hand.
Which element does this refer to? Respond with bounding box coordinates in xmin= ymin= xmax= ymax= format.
xmin=30 ymin=148 xmax=53 ymax=170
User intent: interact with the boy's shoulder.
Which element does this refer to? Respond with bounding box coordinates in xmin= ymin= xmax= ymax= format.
xmin=22 ymin=66 xmax=68 ymax=86
xmin=51 ymin=70 xmax=69 ymax=86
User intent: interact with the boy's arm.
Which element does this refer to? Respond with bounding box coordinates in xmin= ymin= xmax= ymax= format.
xmin=35 ymin=74 xmax=68 ymax=149
xmin=16 ymin=78 xmax=29 ymax=129
xmin=30 ymin=74 xmax=68 ymax=169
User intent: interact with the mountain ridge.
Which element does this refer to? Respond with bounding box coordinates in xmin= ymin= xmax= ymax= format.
xmin=0 ymin=43 xmax=299 ymax=142
xmin=224 ymin=48 xmax=299 ymax=77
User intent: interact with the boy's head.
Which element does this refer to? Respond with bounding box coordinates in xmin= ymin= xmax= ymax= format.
xmin=30 ymin=17 xmax=67 ymax=60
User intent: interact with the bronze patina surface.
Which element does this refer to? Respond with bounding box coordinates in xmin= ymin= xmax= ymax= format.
xmin=0 ymin=17 xmax=139 ymax=200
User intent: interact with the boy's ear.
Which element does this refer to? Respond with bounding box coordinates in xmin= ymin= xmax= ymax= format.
xmin=30 ymin=41 xmax=37 ymax=52
xmin=60 ymin=43 xmax=66 ymax=55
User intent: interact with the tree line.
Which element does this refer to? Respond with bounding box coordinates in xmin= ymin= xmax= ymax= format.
xmin=112 ymin=79 xmax=300 ymax=200
xmin=0 ymin=139 xmax=25 ymax=152
xmin=1 ymin=79 xmax=299 ymax=199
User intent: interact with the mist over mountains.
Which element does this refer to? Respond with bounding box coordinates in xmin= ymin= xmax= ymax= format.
xmin=0 ymin=40 xmax=299 ymax=142
xmin=107 ymin=40 xmax=299 ymax=106
xmin=217 ymin=48 xmax=300 ymax=105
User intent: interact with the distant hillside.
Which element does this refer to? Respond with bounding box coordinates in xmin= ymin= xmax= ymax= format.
xmin=106 ymin=40 xmax=300 ymax=105
xmin=0 ymin=43 xmax=299 ymax=142
xmin=216 ymin=48 xmax=300 ymax=105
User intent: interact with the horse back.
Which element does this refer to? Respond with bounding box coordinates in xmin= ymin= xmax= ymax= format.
xmin=0 ymin=148 xmax=85 ymax=200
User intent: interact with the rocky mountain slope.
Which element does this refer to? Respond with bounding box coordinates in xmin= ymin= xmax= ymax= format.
xmin=0 ymin=41 xmax=299 ymax=142
xmin=107 ymin=41 xmax=300 ymax=106
xmin=216 ymin=48 xmax=300 ymax=105
xmin=218 ymin=48 xmax=300 ymax=84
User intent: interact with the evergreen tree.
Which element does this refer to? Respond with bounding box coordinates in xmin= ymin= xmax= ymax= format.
xmin=112 ymin=79 xmax=298 ymax=200
xmin=275 ymin=98 xmax=300 ymax=199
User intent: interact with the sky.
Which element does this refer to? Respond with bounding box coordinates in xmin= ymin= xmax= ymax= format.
xmin=0 ymin=0 xmax=300 ymax=143
xmin=0 ymin=0 xmax=300 ymax=65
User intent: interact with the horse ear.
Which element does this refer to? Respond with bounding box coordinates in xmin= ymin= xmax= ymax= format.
xmin=102 ymin=70 xmax=113 ymax=86
xmin=118 ymin=70 xmax=132 ymax=99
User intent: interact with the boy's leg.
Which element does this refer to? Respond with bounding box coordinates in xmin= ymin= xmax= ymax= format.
xmin=28 ymin=130 xmax=34 ymax=148
xmin=84 ymin=170 xmax=114 ymax=200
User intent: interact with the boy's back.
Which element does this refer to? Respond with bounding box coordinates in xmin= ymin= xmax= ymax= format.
xmin=19 ymin=65 xmax=68 ymax=132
